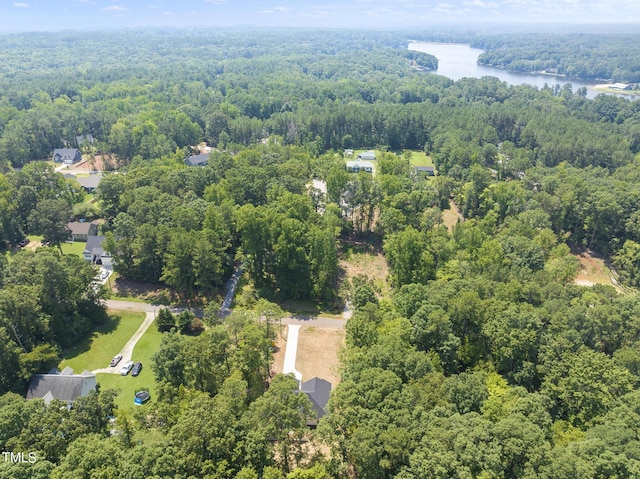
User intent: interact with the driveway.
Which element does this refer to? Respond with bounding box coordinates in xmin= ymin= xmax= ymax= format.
xmin=93 ymin=308 xmax=156 ymax=374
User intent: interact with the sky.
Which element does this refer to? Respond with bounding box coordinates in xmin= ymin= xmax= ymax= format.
xmin=0 ymin=0 xmax=639 ymax=31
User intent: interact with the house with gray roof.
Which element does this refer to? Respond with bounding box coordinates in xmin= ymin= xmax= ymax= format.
xmin=300 ymin=377 xmax=331 ymax=426
xmin=185 ymin=153 xmax=209 ymax=167
xmin=26 ymin=367 xmax=97 ymax=405
xmin=414 ymin=165 xmax=435 ymax=176
xmin=75 ymin=173 xmax=102 ymax=192
xmin=53 ymin=148 xmax=82 ymax=164
xmin=346 ymin=160 xmax=374 ymax=173
xmin=83 ymin=235 xmax=112 ymax=267
xmin=357 ymin=150 xmax=376 ymax=161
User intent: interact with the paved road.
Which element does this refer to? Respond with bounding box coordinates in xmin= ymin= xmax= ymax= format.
xmin=104 ymin=299 xmax=157 ymax=313
xmin=282 ymin=315 xmax=345 ymax=329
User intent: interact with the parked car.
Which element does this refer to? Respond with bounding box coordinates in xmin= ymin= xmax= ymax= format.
xmin=120 ymin=360 xmax=134 ymax=376
xmin=134 ymin=389 xmax=150 ymax=405
xmin=100 ymin=270 xmax=109 ymax=280
xmin=131 ymin=361 xmax=143 ymax=377
xmin=18 ymin=238 xmax=29 ymax=247
xmin=110 ymin=354 xmax=123 ymax=367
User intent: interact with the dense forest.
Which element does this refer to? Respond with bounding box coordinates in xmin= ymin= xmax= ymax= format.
xmin=2 ymin=28 xmax=640 ymax=478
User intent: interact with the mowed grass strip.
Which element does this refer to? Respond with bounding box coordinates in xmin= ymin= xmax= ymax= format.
xmin=59 ymin=311 xmax=146 ymax=372
xmin=98 ymin=325 xmax=164 ymax=411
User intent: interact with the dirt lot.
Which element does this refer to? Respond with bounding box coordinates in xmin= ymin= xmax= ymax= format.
xmin=573 ymin=251 xmax=622 ymax=291
xmin=66 ymin=154 xmax=118 ymax=172
xmin=271 ymin=325 xmax=344 ymax=386
xmin=339 ymin=239 xmax=390 ymax=296
xmin=442 ymin=199 xmax=463 ymax=232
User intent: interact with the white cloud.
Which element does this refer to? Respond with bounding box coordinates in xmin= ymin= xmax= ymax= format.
xmin=13 ymin=2 xmax=29 ymax=7
xmin=103 ymin=5 xmax=129 ymax=12
xmin=261 ymin=6 xmax=288 ymax=14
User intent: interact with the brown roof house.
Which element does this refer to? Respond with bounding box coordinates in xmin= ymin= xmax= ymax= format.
xmin=26 ymin=367 xmax=97 ymax=406
xmin=67 ymin=221 xmax=98 ymax=242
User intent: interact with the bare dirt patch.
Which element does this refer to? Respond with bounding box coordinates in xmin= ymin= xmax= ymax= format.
xmin=442 ymin=199 xmax=463 ymax=233
xmin=296 ymin=326 xmax=344 ymax=386
xmin=110 ymin=278 xmax=172 ymax=304
xmin=271 ymin=326 xmax=344 ymax=386
xmin=67 ymin=154 xmax=118 ymax=173
xmin=573 ymin=251 xmax=623 ymax=292
xmin=339 ymin=239 xmax=390 ymax=296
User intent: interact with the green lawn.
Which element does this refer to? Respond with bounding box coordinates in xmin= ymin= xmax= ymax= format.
xmin=97 ymin=320 xmax=164 ymax=411
xmin=60 ymin=241 xmax=87 ymax=257
xmin=59 ymin=311 xmax=145 ymax=372
xmin=403 ymin=150 xmax=435 ymax=167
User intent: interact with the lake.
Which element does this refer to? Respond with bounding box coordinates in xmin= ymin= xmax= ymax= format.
xmin=408 ymin=42 xmax=639 ymax=101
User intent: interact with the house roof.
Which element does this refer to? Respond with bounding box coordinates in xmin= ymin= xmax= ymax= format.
xmin=415 ymin=166 xmax=435 ymax=172
xmin=76 ymin=174 xmax=102 ymax=190
xmin=76 ymin=134 xmax=95 ymax=147
xmin=53 ymin=148 xmax=81 ymax=158
xmin=300 ymin=377 xmax=332 ymax=419
xmin=84 ymin=235 xmax=106 ymax=256
xmin=358 ymin=150 xmax=376 ymax=160
xmin=26 ymin=368 xmax=97 ymax=404
xmin=68 ymin=221 xmax=94 ymax=235
xmin=346 ymin=160 xmax=374 ymax=170
xmin=185 ymin=153 xmax=209 ymax=166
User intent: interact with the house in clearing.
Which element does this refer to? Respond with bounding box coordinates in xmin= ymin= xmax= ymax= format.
xmin=26 ymin=367 xmax=97 ymax=406
xmin=414 ymin=165 xmax=435 ymax=177
xmin=346 ymin=160 xmax=374 ymax=173
xmin=83 ymin=235 xmax=112 ymax=267
xmin=75 ymin=173 xmax=102 ymax=192
xmin=300 ymin=377 xmax=332 ymax=427
xmin=53 ymin=148 xmax=82 ymax=164
xmin=67 ymin=221 xmax=98 ymax=242
xmin=185 ymin=153 xmax=209 ymax=167
xmin=357 ymin=150 xmax=376 ymax=161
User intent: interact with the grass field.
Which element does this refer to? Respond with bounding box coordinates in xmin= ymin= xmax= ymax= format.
xmin=404 ymin=150 xmax=435 ymax=167
xmin=340 ymin=240 xmax=390 ymax=297
xmin=96 ymin=324 xmax=163 ymax=411
xmin=59 ymin=311 xmax=146 ymax=372
xmin=61 ymin=241 xmax=87 ymax=257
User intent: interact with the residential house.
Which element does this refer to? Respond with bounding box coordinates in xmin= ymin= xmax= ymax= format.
xmin=346 ymin=160 xmax=374 ymax=173
xmin=67 ymin=221 xmax=98 ymax=242
xmin=414 ymin=165 xmax=435 ymax=176
xmin=75 ymin=134 xmax=95 ymax=148
xmin=52 ymin=148 xmax=82 ymax=164
xmin=26 ymin=367 xmax=97 ymax=406
xmin=185 ymin=153 xmax=209 ymax=167
xmin=75 ymin=173 xmax=102 ymax=192
xmin=83 ymin=235 xmax=112 ymax=267
xmin=300 ymin=377 xmax=331 ymax=427
xmin=357 ymin=150 xmax=376 ymax=161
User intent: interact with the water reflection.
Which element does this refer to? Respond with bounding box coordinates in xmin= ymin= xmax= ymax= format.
xmin=408 ymin=42 xmax=639 ymax=101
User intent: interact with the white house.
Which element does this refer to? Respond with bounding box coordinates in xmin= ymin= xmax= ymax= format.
xmin=346 ymin=160 xmax=374 ymax=173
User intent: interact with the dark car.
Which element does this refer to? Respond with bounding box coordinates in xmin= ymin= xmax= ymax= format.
xmin=18 ymin=238 xmax=29 ymax=247
xmin=131 ymin=361 xmax=143 ymax=377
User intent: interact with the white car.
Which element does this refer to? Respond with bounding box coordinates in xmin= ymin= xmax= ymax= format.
xmin=120 ymin=361 xmax=134 ymax=376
